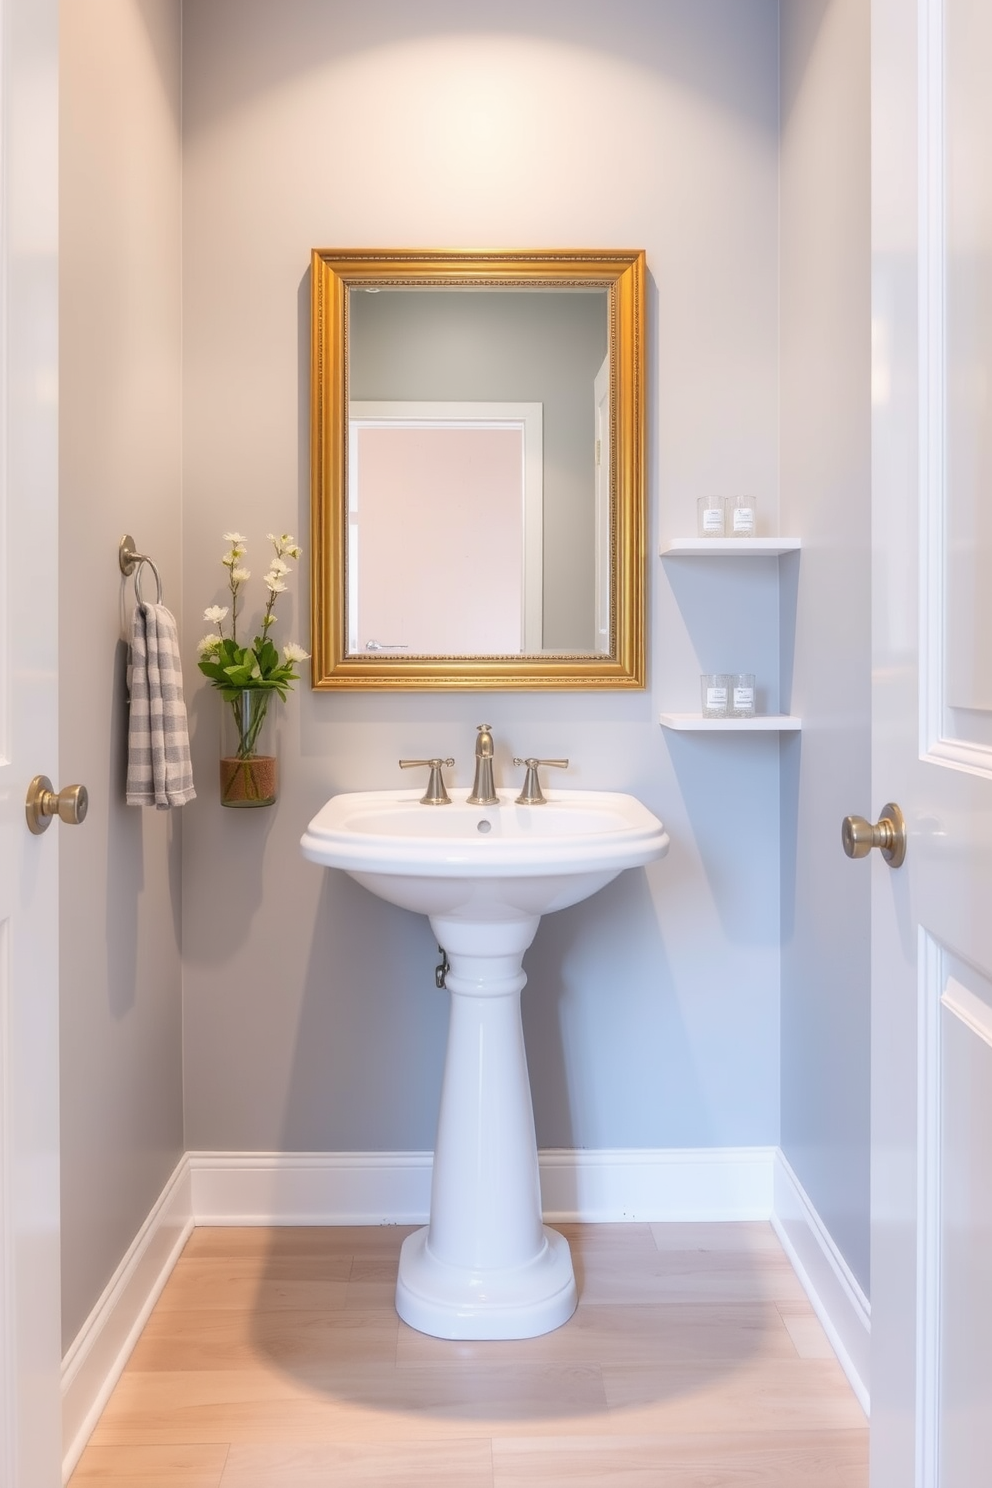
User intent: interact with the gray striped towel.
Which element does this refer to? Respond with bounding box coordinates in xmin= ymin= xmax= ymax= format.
xmin=126 ymin=602 xmax=196 ymax=808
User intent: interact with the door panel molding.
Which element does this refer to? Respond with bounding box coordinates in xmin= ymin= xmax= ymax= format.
xmin=917 ymin=929 xmax=992 ymax=1485
xmin=920 ymin=0 xmax=992 ymax=776
xmin=917 ymin=929 xmax=944 ymax=1488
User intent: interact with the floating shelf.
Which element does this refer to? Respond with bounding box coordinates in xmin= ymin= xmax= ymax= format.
xmin=659 ymin=713 xmax=802 ymax=732
xmin=660 ymin=537 xmax=801 ymax=557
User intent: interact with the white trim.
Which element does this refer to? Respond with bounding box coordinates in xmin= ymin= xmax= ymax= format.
xmin=912 ymin=941 xmax=992 ymax=1488
xmin=943 ymin=974 xmax=992 ymax=1049
xmin=187 ymin=1145 xmax=778 ymax=1228
xmin=538 ymin=1145 xmax=776 ymax=1222
xmin=918 ymin=0 xmax=948 ymax=769
xmin=659 ymin=537 xmax=801 ymax=556
xmin=916 ymin=928 xmax=943 ymax=1488
xmin=914 ymin=0 xmax=992 ymax=783
xmin=60 ymin=1158 xmax=193 ymax=1484
xmin=659 ymin=714 xmax=802 ymax=732
xmin=925 ymin=735 xmax=992 ymax=778
xmin=772 ymin=1151 xmax=871 ymax=1415
xmin=62 ymin=1146 xmax=871 ymax=1470
xmin=0 ymin=924 xmax=13 ymax=1488
xmin=187 ymin=1149 xmax=434 ymax=1226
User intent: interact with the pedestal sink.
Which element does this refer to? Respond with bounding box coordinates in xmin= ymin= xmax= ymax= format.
xmin=301 ymin=787 xmax=669 ymax=1339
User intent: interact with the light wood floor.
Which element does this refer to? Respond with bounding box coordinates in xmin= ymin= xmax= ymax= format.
xmin=70 ymin=1222 xmax=868 ymax=1487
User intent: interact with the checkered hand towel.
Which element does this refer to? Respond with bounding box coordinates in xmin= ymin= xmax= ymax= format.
xmin=126 ymin=602 xmax=196 ymax=808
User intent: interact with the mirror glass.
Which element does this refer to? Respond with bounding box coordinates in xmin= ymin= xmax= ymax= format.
xmin=310 ymin=250 xmax=645 ymax=690
xmin=348 ymin=288 xmax=609 ymax=657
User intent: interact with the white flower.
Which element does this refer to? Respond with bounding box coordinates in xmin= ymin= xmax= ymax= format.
xmin=268 ymin=557 xmax=290 ymax=576
xmin=223 ymin=531 xmax=247 ymax=545
xmin=221 ymin=551 xmax=236 ymax=568
xmin=283 ymin=642 xmax=310 ymax=664
xmin=264 ymin=574 xmax=287 ymax=594
xmin=268 ymin=532 xmax=302 ymax=559
xmin=197 ymin=633 xmax=222 ymax=655
xmin=203 ymin=604 xmax=229 ymax=624
xmin=231 ymin=566 xmax=251 ymax=583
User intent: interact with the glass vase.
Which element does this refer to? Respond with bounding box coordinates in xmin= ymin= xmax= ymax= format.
xmin=219 ymin=689 xmax=278 ymax=808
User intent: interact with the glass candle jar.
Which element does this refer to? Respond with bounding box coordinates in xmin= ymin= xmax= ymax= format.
xmin=730 ymin=495 xmax=757 ymax=537
xmin=701 ymin=674 xmax=730 ymax=717
xmin=697 ymin=496 xmax=727 ymax=538
xmin=730 ymin=673 xmax=756 ymax=717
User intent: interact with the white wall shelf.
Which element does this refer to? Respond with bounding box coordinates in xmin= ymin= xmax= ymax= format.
xmin=660 ymin=536 xmax=801 ymax=730
xmin=660 ymin=537 xmax=801 ymax=557
xmin=660 ymin=713 xmax=802 ymax=732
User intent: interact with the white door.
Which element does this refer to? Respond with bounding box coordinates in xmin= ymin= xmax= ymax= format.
xmin=870 ymin=0 xmax=992 ymax=1483
xmin=0 ymin=1 xmax=63 ymax=1483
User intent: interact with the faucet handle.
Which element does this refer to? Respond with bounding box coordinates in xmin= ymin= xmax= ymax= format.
xmin=399 ymin=757 xmax=456 ymax=805
xmin=512 ymin=757 xmax=569 ymax=806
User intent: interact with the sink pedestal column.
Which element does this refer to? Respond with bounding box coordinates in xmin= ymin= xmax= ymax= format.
xmin=395 ymin=913 xmax=577 ymax=1340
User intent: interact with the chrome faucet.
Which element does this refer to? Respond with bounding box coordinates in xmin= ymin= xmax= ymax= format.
xmin=467 ymin=724 xmax=499 ymax=806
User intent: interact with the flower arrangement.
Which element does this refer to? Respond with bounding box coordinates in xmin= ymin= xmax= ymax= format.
xmin=198 ymin=532 xmax=309 ymax=805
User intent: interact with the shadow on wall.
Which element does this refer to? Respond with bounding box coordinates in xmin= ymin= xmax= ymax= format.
xmin=523 ymin=864 xmax=712 ymax=1154
xmin=663 ymin=731 xmax=782 ymax=949
xmin=779 ymin=730 xmax=802 ymax=945
xmin=107 ymin=637 xmax=142 ymax=1015
xmin=280 ymin=873 xmax=449 ymax=1151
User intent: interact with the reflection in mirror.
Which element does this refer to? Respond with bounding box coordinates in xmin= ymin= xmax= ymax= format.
xmin=349 ymin=290 xmax=607 ymax=656
xmin=310 ymin=250 xmax=645 ymax=690
xmin=349 ymin=401 xmax=546 ymax=654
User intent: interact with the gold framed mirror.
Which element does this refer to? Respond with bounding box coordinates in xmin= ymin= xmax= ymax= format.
xmin=310 ymin=248 xmax=645 ymax=689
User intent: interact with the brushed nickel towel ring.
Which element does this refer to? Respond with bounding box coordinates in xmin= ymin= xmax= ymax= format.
xmin=119 ymin=533 xmax=164 ymax=604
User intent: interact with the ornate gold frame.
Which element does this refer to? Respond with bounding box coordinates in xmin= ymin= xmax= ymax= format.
xmin=310 ymin=248 xmax=646 ymax=690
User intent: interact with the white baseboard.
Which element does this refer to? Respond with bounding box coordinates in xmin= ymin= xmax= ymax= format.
xmin=187 ymin=1149 xmax=434 ymax=1225
xmin=62 ymin=1145 xmax=870 ymax=1476
xmin=61 ymin=1156 xmax=193 ymax=1483
xmin=538 ymin=1145 xmax=776 ymax=1221
xmin=771 ymin=1150 xmax=871 ymax=1413
xmin=186 ymin=1145 xmax=778 ymax=1227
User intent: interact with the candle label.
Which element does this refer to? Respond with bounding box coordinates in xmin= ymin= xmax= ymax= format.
xmin=733 ymin=507 xmax=755 ymax=534
xmin=733 ymin=686 xmax=754 ymax=711
xmin=702 ymin=508 xmax=724 ymax=533
xmin=706 ymin=686 xmax=728 ymax=710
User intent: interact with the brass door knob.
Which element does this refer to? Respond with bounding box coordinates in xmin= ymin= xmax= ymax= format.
xmin=841 ymin=802 xmax=906 ymax=868
xmin=25 ymin=775 xmax=89 ymax=835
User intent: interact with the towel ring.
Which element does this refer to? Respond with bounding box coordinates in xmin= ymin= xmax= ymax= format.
xmin=133 ymin=557 xmax=163 ymax=605
xmin=119 ymin=534 xmax=164 ymax=605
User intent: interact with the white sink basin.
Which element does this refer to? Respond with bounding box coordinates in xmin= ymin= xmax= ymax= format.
xmin=301 ymin=785 xmax=669 ymax=1342
xmin=301 ymin=787 xmax=668 ymax=919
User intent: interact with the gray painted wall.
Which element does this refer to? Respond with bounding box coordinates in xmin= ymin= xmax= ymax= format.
xmin=55 ymin=0 xmax=874 ymax=1346
xmin=350 ymin=289 xmax=608 ymax=649
xmin=180 ymin=0 xmax=783 ymax=1158
xmin=779 ymin=0 xmax=872 ymax=1294
xmin=59 ymin=0 xmax=184 ymax=1349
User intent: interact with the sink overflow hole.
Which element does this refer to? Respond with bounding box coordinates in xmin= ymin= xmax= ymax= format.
xmin=477 ymin=819 xmax=492 ymax=834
